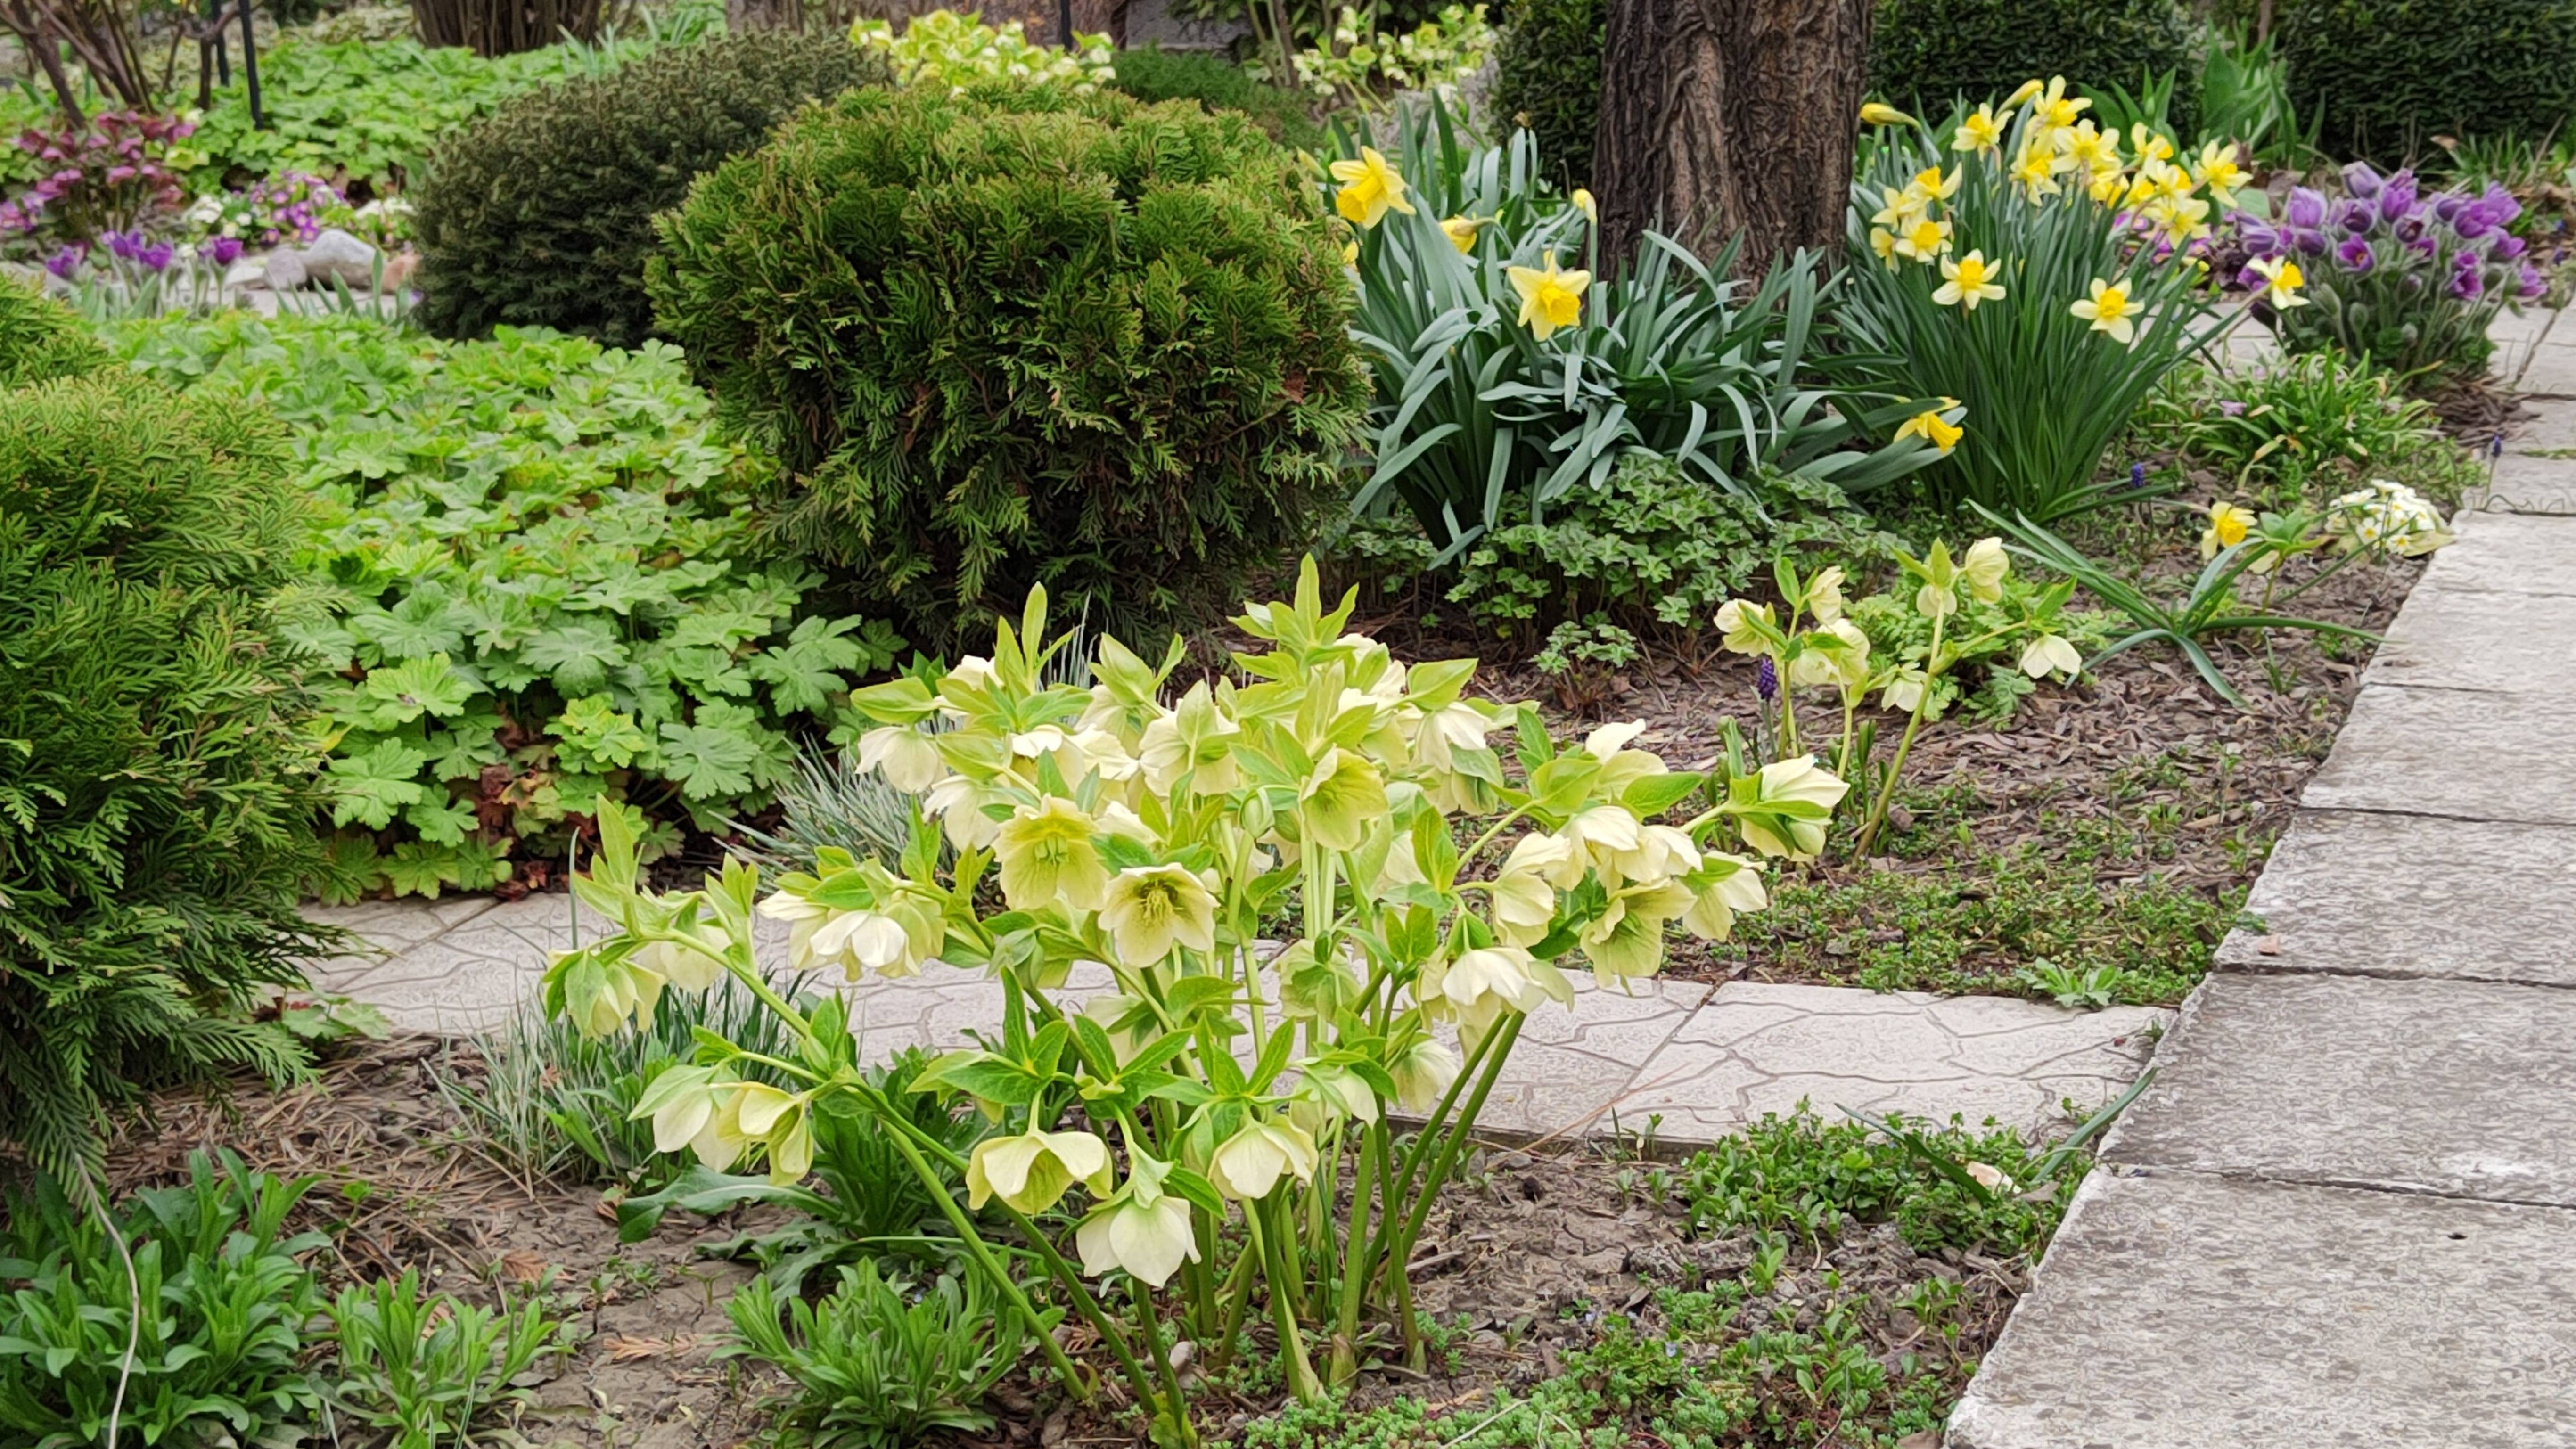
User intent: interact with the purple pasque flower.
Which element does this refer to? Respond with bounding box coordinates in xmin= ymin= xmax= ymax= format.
xmin=2377 ymin=169 xmax=2420 ymax=223
xmin=2341 ymin=161 xmax=2385 ymax=199
xmin=2448 ymin=260 xmax=2485 ymax=300
xmin=2238 ymin=219 xmax=2283 ymax=255
xmin=2519 ymin=262 xmax=2546 ymax=299
xmin=2285 ymin=187 xmax=2328 ymax=229
xmin=2331 ymin=198 xmax=2376 ymax=235
xmin=2432 ymin=192 xmax=2467 ymax=223
xmin=104 ymin=229 xmax=140 ymax=260
xmin=136 ymin=240 xmax=171 ymax=271
xmin=2292 ymin=226 xmax=2329 ymax=256
xmin=205 ymin=234 xmax=242 ymax=265
xmin=2490 ymin=233 xmax=2527 ymax=261
xmin=42 ymin=242 xmax=82 ymax=278
xmin=2336 ymin=234 xmax=2376 ymax=272
xmin=2453 ymin=207 xmax=2494 ymax=241
xmin=2481 ymin=183 xmax=2523 ymax=227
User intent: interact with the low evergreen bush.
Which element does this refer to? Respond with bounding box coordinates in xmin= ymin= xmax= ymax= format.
xmin=2277 ymin=0 xmax=2576 ymax=160
xmin=0 ymin=348 xmax=328 ymax=1177
xmin=1868 ymin=0 xmax=2202 ymax=138
xmin=414 ymin=31 xmax=886 ymax=346
xmin=0 ymin=274 xmax=108 ymax=385
xmin=648 ymin=83 xmax=1369 ymax=645
xmin=1110 ymin=45 xmax=1322 ymax=151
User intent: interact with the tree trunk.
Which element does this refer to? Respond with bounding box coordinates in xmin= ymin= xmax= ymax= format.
xmin=726 ymin=0 xmax=802 ymax=30
xmin=1590 ymin=0 xmax=1870 ymax=279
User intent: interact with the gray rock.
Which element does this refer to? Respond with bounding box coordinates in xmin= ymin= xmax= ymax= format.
xmin=299 ymin=227 xmax=379 ymax=289
xmin=2105 ymin=973 xmax=2576 ymax=1206
xmin=2302 ymin=685 xmax=2576 ymax=827
xmin=223 ymin=257 xmax=269 ymax=291
xmin=262 ymin=246 xmax=308 ymax=292
xmin=2218 ymin=810 xmax=2576 ymax=987
xmin=1949 ymin=1170 xmax=2576 ymax=1449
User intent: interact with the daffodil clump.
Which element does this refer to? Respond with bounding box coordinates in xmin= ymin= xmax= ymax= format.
xmin=1840 ymin=79 xmax=2258 ymax=520
xmin=546 ymin=562 xmax=1845 ymax=1447
xmin=851 ymin=9 xmax=1116 ymax=94
xmin=1710 ymin=541 xmax=2082 ymax=853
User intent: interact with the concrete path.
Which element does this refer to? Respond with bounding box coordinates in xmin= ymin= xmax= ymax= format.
xmin=302 ymin=892 xmax=2165 ymax=1153
xmin=1951 ymin=317 xmax=2576 ymax=1447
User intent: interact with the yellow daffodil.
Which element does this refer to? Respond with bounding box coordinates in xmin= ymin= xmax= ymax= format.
xmin=1859 ymin=101 xmax=1914 ymax=126
xmin=2011 ymin=140 xmax=2064 ymax=196
xmin=1895 ymin=407 xmax=1963 ymax=453
xmin=2004 ymin=78 xmax=2045 ymax=109
xmin=1507 ymin=250 xmax=1590 ymax=340
xmin=1892 ymin=213 xmax=1952 ymax=262
xmin=2087 ymin=164 xmax=2131 ymax=205
xmin=1912 ymin=164 xmax=1962 ymax=201
xmin=1934 ymin=249 xmax=2006 ymax=309
xmin=1329 ymin=146 xmax=1415 ymax=228
xmin=2130 ymin=123 xmax=2175 ymax=166
xmin=1871 ymin=184 xmax=1927 ymax=229
xmin=1571 ymin=187 xmax=1597 ymax=222
xmin=2192 ymin=139 xmax=2248 ymax=205
xmin=1869 ymin=225 xmax=1900 ymax=268
xmin=2020 ymin=633 xmax=2083 ymax=679
xmin=2056 ymin=120 xmax=2118 ymax=171
xmin=2145 ymin=189 xmax=2213 ymax=244
xmin=2070 ymin=277 xmax=2137 ymax=343
xmin=2201 ymin=501 xmax=2256 ymax=559
xmin=967 ymin=1129 xmax=1113 ymax=1213
xmin=2251 ymin=255 xmax=2309 ymax=310
xmin=2033 ymin=76 xmax=2089 ymax=128
xmin=1953 ymin=103 xmax=2004 ymax=153
xmin=1341 ymin=238 xmax=1358 ymax=266
xmin=1439 ymin=214 xmax=1488 ymax=253
xmin=1099 ymin=862 xmax=1218 ymax=966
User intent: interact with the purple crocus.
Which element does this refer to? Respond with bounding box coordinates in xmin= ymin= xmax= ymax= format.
xmin=2336 ymin=235 xmax=2376 ymax=272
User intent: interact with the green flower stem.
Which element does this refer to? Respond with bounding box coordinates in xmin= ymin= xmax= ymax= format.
xmin=1855 ymin=611 xmax=1945 ymax=855
xmin=1458 ymin=805 xmax=1534 ymax=872
xmin=1379 ymin=1014 xmax=1519 ymax=1301
xmin=1246 ymin=1194 xmax=1322 ymax=1402
xmin=1130 ymin=1274 xmax=1202 ymax=1449
xmin=1327 ymin=1122 xmax=1386 ymax=1387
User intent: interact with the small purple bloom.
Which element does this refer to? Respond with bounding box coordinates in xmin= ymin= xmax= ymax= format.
xmin=2520 ymin=263 xmax=2547 ymax=300
xmin=206 ymin=235 xmax=242 ymax=265
xmin=2481 ymin=184 xmax=2523 ymax=227
xmin=2341 ymin=161 xmax=2385 ymax=199
xmin=1755 ymin=655 xmax=1778 ymax=704
xmin=104 ymin=229 xmax=139 ymax=260
xmin=137 ymin=241 xmax=172 ymax=271
xmin=2219 ymin=399 xmax=2247 ymax=417
xmin=2491 ymin=233 xmax=2527 ymax=261
xmin=2292 ymin=226 xmax=2329 ymax=257
xmin=2448 ymin=265 xmax=2484 ymax=301
xmin=2331 ymin=198 xmax=2375 ymax=235
xmin=42 ymin=243 xmax=81 ymax=279
xmin=2239 ymin=220 xmax=2282 ymax=255
xmin=2432 ymin=192 xmax=2466 ymax=223
xmin=2285 ymin=187 xmax=2327 ymax=229
xmin=2453 ymin=208 xmax=2493 ymax=241
xmin=2131 ymin=461 xmax=2149 ymax=489
xmin=2378 ymin=169 xmax=2419 ymax=222
xmin=2337 ymin=235 xmax=2376 ymax=272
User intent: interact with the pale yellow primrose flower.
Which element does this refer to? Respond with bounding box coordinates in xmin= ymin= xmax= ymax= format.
xmin=1934 ymin=250 xmax=2006 ymax=309
xmin=967 ymin=1129 xmax=1113 ymax=1213
xmin=1330 ymin=146 xmax=1415 ymax=228
xmin=2070 ymin=277 xmax=2137 ymax=343
xmin=2201 ymin=501 xmax=2256 ymax=559
xmin=1508 ymin=250 xmax=1591 ymax=340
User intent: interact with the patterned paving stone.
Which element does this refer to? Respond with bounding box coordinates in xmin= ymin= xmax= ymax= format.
xmin=2476 ymin=453 xmax=2576 ymax=515
xmin=2414 ymin=507 xmax=2576 ymax=597
xmin=2216 ymin=810 xmax=2576 ymax=987
xmin=302 ymin=895 xmax=500 ymax=986
xmin=2104 ymin=973 xmax=2576 ymax=1207
xmin=1618 ymin=983 xmax=2166 ymax=1146
xmin=2301 ymin=684 xmax=2576 ymax=827
xmin=2363 ymin=576 xmax=2576 ymax=693
xmin=1949 ymin=1170 xmax=2576 ymax=1449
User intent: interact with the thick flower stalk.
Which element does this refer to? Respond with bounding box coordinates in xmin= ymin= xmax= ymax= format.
xmin=543 ymin=561 xmax=1819 ymax=1446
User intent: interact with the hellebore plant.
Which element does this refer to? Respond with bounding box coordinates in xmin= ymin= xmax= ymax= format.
xmin=2237 ymin=163 xmax=2546 ymax=383
xmin=1711 ymin=543 xmax=2082 ymax=855
xmin=544 ymin=563 xmax=1838 ymax=1447
xmin=0 ymin=110 xmax=194 ymax=250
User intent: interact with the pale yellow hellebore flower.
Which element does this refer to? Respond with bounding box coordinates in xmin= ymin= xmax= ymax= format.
xmin=1099 ymin=862 xmax=1218 ymax=966
xmin=1298 ymin=746 xmax=1389 ymax=851
xmin=2070 ymin=278 xmax=2137 ymax=343
xmin=1329 ymin=146 xmax=1415 ymax=228
xmin=2020 ymin=633 xmax=2083 ymax=679
xmin=1736 ymin=756 xmax=1849 ymax=861
xmin=1507 ymin=250 xmax=1591 ymax=341
xmin=1209 ymin=1117 xmax=1321 ymax=1201
xmin=1075 ymin=1181 xmax=1199 ymax=1286
xmin=968 ymin=1129 xmax=1113 ymax=1214
xmin=1680 ymin=853 xmax=1768 ymax=940
xmin=994 ymin=796 xmax=1111 ymax=913
xmin=1934 ymin=250 xmax=2006 ymax=310
xmin=1714 ymin=598 xmax=1778 ymax=654
xmin=1787 ymin=618 xmax=1871 ymax=689
xmin=1389 ymin=1036 xmax=1462 ymax=1113
xmin=1581 ymin=878 xmax=1692 ymax=985
xmin=856 ymin=723 xmax=945 ymax=793
xmin=1960 ymin=537 xmax=2009 ymax=602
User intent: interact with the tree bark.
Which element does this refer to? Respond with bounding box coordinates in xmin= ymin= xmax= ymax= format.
xmin=1590 ymin=0 xmax=1870 ymax=279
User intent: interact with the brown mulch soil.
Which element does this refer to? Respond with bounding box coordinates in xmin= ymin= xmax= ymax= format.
xmin=99 ymin=1048 xmax=2007 ymax=1449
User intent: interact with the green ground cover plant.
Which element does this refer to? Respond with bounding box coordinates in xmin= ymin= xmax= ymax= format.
xmin=650 ymin=83 xmax=1367 ymax=647
xmin=109 ymin=313 xmax=899 ymax=900
xmin=1 ymin=304 xmax=328 ymax=1174
xmin=723 ymin=1261 xmax=1023 ymax=1448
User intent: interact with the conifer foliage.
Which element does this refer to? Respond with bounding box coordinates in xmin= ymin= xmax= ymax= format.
xmin=0 ymin=282 xmax=328 ymax=1179
xmin=647 ymin=83 xmax=1370 ymax=646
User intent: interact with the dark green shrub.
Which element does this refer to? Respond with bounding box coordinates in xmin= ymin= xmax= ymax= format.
xmin=648 ymin=84 xmax=1369 ymax=646
xmin=1491 ymin=0 xmax=1607 ymax=189
xmin=0 ymin=1151 xmax=329 ymax=1446
xmin=1111 ymin=45 xmax=1323 ymax=151
xmin=0 ymin=275 xmax=107 ymax=386
xmin=416 ymin=32 xmax=885 ymax=346
xmin=1868 ymin=0 xmax=2202 ymax=138
xmin=2277 ymin=0 xmax=2576 ymax=161
xmin=0 ymin=364 xmax=328 ymax=1177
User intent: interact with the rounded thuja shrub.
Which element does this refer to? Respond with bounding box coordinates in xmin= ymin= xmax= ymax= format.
xmin=1868 ymin=0 xmax=2202 ymax=137
xmin=414 ymin=31 xmax=886 ymax=346
xmin=2278 ymin=0 xmax=2576 ymax=162
xmin=647 ymin=83 xmax=1369 ymax=646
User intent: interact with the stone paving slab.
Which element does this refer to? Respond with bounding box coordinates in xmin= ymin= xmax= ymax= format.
xmin=2475 ymin=453 xmax=2576 ymax=515
xmin=2363 ymin=579 xmax=2576 ymax=692
xmin=2414 ymin=506 xmax=2576 ymax=596
xmin=2301 ymin=684 xmax=2576 ymax=827
xmin=2106 ymin=973 xmax=2576 ymax=1207
xmin=1616 ymin=983 xmax=2166 ymax=1147
xmin=2216 ymin=810 xmax=2576 ymax=987
xmin=1948 ymin=1170 xmax=2576 ymax=1449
